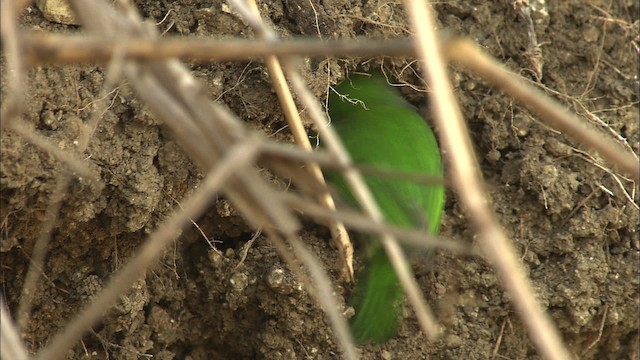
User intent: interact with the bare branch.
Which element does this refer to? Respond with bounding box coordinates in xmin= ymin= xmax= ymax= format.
xmin=444 ymin=38 xmax=639 ymax=182
xmin=403 ymin=1 xmax=572 ymax=359
xmin=20 ymin=32 xmax=415 ymax=65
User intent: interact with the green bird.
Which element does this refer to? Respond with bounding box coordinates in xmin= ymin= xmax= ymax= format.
xmin=324 ymin=73 xmax=445 ymax=343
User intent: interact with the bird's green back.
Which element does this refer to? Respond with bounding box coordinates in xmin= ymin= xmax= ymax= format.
xmin=325 ymin=73 xmax=444 ymax=343
xmin=327 ymin=74 xmax=444 ymax=233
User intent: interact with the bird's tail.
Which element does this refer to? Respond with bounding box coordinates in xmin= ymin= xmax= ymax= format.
xmin=350 ymin=245 xmax=404 ymax=343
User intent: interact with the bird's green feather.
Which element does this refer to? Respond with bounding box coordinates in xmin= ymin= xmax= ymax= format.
xmin=325 ymin=73 xmax=444 ymax=343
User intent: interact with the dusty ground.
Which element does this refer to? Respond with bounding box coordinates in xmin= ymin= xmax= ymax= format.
xmin=1 ymin=1 xmax=638 ymax=359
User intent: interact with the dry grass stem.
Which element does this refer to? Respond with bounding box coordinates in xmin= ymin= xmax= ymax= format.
xmin=283 ymin=232 xmax=359 ymax=360
xmin=280 ymin=191 xmax=470 ymax=255
xmin=405 ymin=1 xmax=571 ymax=359
xmin=0 ymin=0 xmax=27 ymax=131
xmin=234 ymin=0 xmax=354 ymax=282
xmin=0 ymin=299 xmax=30 ymax=360
xmin=21 ymin=33 xmax=415 ymax=65
xmin=512 ymin=1 xmax=543 ymax=80
xmin=445 ymin=38 xmax=639 ymax=182
xmin=16 ymin=176 xmax=70 ymax=329
xmin=227 ymin=0 xmax=358 ymax=355
xmin=261 ymin=142 xmax=448 ymax=187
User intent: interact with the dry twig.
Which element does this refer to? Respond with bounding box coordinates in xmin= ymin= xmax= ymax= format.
xmin=0 ymin=299 xmax=29 ymax=360
xmin=229 ymin=0 xmax=354 ymax=282
xmin=21 ymin=33 xmax=415 ymax=64
xmin=404 ymin=1 xmax=571 ymax=359
xmin=444 ymin=38 xmax=639 ymax=182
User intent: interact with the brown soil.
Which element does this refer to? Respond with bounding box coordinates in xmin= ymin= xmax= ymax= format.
xmin=1 ymin=1 xmax=638 ymax=359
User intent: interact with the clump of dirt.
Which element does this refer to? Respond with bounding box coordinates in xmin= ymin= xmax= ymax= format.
xmin=1 ymin=1 xmax=638 ymax=359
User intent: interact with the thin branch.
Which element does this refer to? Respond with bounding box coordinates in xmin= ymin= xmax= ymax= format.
xmin=404 ymin=1 xmax=571 ymax=360
xmin=444 ymin=38 xmax=639 ymax=182
xmin=260 ymin=141 xmax=446 ymax=187
xmin=19 ymin=32 xmax=415 ymax=65
xmin=284 ymin=232 xmax=358 ymax=360
xmin=280 ymin=191 xmax=469 ymax=255
xmin=0 ymin=0 xmax=27 ymax=131
xmin=16 ymin=175 xmax=70 ymax=329
xmin=231 ymin=0 xmax=354 ymax=282
xmin=228 ymin=1 xmax=358 ymax=357
xmin=0 ymin=299 xmax=29 ymax=360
